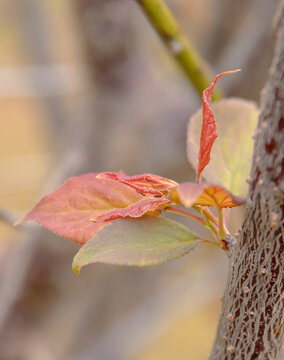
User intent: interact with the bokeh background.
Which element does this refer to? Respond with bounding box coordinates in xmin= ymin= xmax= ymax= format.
xmin=0 ymin=0 xmax=278 ymax=359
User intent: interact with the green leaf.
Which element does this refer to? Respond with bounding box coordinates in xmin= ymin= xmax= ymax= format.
xmin=72 ymin=216 xmax=199 ymax=273
xmin=187 ymin=98 xmax=259 ymax=197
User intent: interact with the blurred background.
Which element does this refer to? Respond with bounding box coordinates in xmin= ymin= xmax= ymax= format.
xmin=0 ymin=0 xmax=277 ymax=359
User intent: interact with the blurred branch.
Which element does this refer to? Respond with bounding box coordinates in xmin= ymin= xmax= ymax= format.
xmin=0 ymin=0 xmax=91 ymax=334
xmin=134 ymin=0 xmax=223 ymax=100
xmin=69 ymin=256 xmax=226 ymax=360
xmin=0 ymin=152 xmax=85 ymax=331
xmin=0 ymin=64 xmax=89 ymax=97
xmin=204 ymin=0 xmax=253 ymax=60
xmin=0 ymin=208 xmax=18 ymax=226
xmin=216 ymin=0 xmax=277 ymax=94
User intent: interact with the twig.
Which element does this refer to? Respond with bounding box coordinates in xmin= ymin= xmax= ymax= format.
xmin=134 ymin=0 xmax=223 ymax=100
xmin=0 ymin=0 xmax=94 ymax=333
xmin=215 ymin=0 xmax=277 ymax=93
xmin=0 ymin=152 xmax=83 ymax=331
xmin=0 ymin=64 xmax=88 ymax=97
xmin=0 ymin=208 xmax=19 ymax=226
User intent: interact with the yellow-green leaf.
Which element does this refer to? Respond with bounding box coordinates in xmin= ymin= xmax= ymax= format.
xmin=72 ymin=216 xmax=199 ymax=273
xmin=171 ymin=183 xmax=245 ymax=208
xmin=187 ymin=98 xmax=259 ymax=197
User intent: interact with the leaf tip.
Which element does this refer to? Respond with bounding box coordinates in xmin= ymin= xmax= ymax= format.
xmin=72 ymin=260 xmax=81 ymax=275
xmin=231 ymin=68 xmax=241 ymax=73
xmin=13 ymin=216 xmax=26 ymax=227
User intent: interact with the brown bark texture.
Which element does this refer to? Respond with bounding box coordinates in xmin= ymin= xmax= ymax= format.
xmin=209 ymin=2 xmax=284 ymax=360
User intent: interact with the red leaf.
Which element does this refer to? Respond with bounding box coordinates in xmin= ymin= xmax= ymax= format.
xmin=92 ymin=198 xmax=171 ymax=222
xmin=97 ymin=172 xmax=178 ymax=196
xmin=171 ymin=182 xmax=245 ymax=208
xmin=16 ymin=173 xmax=156 ymax=244
xmin=197 ymin=70 xmax=240 ymax=183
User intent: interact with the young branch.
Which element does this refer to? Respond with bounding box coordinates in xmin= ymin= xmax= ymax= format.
xmin=134 ymin=0 xmax=223 ymax=100
xmin=0 ymin=208 xmax=18 ymax=227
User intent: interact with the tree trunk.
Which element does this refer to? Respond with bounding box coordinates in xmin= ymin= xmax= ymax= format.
xmin=209 ymin=2 xmax=284 ymax=359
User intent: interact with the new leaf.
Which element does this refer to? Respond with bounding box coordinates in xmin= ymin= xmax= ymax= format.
xmin=196 ymin=70 xmax=240 ymax=183
xmin=188 ymin=98 xmax=258 ymax=197
xmin=97 ymin=172 xmax=178 ymax=196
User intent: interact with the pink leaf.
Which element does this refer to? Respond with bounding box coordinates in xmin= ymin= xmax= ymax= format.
xmin=16 ymin=173 xmax=151 ymax=244
xmin=92 ymin=198 xmax=171 ymax=222
xmin=97 ymin=172 xmax=178 ymax=196
xmin=197 ymin=70 xmax=240 ymax=183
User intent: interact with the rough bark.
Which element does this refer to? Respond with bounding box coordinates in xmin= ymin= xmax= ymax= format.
xmin=209 ymin=2 xmax=284 ymax=360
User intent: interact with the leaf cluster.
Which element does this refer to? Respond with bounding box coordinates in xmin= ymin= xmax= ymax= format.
xmin=16 ymin=71 xmax=258 ymax=273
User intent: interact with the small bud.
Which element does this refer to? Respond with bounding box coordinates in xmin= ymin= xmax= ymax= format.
xmin=252 ymin=129 xmax=261 ymax=139
xmin=261 ymin=121 xmax=268 ymax=129
xmin=268 ymin=66 xmax=275 ymax=75
xmin=226 ymin=313 xmax=234 ymax=322
xmin=258 ymin=179 xmax=263 ymax=185
xmin=261 ymin=268 xmax=267 ymax=275
xmin=269 ymin=212 xmax=279 ymax=228
xmin=244 ymin=286 xmax=250 ymax=294
xmin=271 ymin=212 xmax=279 ymax=222
xmin=227 ymin=345 xmax=234 ymax=353
xmin=169 ymin=40 xmax=184 ymax=55
xmin=246 ymin=177 xmax=251 ymax=184
xmin=250 ymin=311 xmax=255 ymax=315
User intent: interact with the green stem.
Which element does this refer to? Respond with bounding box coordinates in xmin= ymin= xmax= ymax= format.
xmin=167 ymin=207 xmax=218 ymax=245
xmin=193 ymin=205 xmax=219 ymax=241
xmin=217 ymin=207 xmax=226 ymax=240
xmin=201 ymin=239 xmax=220 ymax=247
xmin=194 ymin=206 xmax=219 ymax=227
xmin=204 ymin=221 xmax=219 ymax=241
xmin=134 ymin=0 xmax=223 ymax=100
